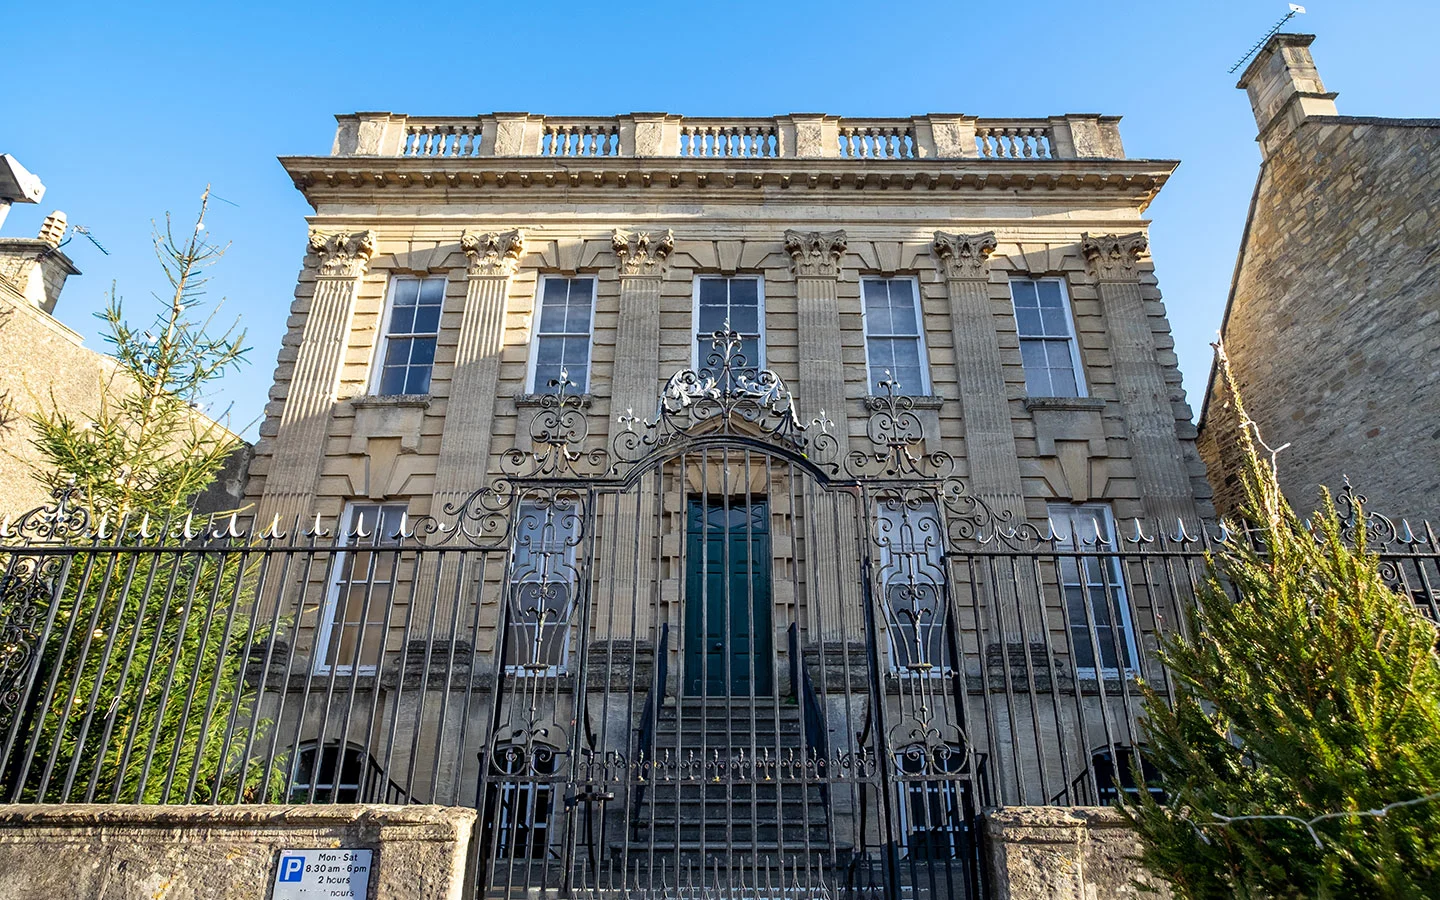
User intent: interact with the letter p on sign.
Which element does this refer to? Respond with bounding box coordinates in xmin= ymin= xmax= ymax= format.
xmin=279 ymin=856 xmax=305 ymax=882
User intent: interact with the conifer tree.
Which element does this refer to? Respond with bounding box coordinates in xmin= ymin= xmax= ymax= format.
xmin=1 ymin=189 xmax=285 ymax=802
xmin=1124 ymin=348 xmax=1440 ymax=898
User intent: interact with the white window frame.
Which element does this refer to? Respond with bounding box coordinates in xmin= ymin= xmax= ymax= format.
xmin=525 ymin=275 xmax=598 ymax=394
xmin=691 ymin=275 xmax=766 ymax=371
xmin=1010 ymin=277 xmax=1087 ymax=398
xmin=504 ymin=500 xmax=581 ymax=676
xmin=314 ymin=501 xmax=407 ymax=676
xmin=1046 ymin=503 xmax=1140 ymax=679
xmin=875 ymin=498 xmax=951 ymax=676
xmin=370 ymin=274 xmax=446 ymax=396
xmin=894 ymin=744 xmax=969 ymax=860
xmin=860 ymin=275 xmax=931 ymax=395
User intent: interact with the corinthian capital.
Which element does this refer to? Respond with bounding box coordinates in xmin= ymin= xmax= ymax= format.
xmin=308 ymin=230 xmax=376 ymax=278
xmin=932 ymin=231 xmax=997 ymax=279
xmin=461 ymin=228 xmax=525 ymax=277
xmin=1081 ymin=232 xmax=1148 ymax=280
xmin=784 ymin=229 xmax=847 ymax=278
xmin=612 ymin=228 xmax=675 ymax=276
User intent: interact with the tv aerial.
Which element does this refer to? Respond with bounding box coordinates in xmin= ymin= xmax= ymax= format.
xmin=1229 ymin=4 xmax=1307 ymax=74
xmin=70 ymin=225 xmax=109 ymax=256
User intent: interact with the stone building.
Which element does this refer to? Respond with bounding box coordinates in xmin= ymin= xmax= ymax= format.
xmin=245 ymin=111 xmax=1208 ymax=896
xmin=1197 ymin=34 xmax=1440 ymax=521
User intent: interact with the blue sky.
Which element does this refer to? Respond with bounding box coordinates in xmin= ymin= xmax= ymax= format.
xmin=3 ymin=1 xmax=1436 ymax=440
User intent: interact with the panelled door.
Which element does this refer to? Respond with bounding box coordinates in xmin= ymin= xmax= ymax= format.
xmin=682 ymin=498 xmax=773 ymax=696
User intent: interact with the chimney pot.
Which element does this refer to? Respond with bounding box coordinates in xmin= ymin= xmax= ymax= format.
xmin=1237 ymin=33 xmax=1339 ymax=157
xmin=38 ymin=210 xmax=67 ymax=247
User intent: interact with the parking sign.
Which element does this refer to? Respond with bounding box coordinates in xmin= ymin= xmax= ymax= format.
xmin=271 ymin=849 xmax=372 ymax=899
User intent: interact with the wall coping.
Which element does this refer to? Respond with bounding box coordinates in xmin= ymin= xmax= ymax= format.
xmin=0 ymin=803 xmax=473 ymax=836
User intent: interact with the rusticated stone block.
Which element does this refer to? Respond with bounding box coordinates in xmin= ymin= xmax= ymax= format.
xmin=983 ymin=805 xmax=1171 ymax=900
xmin=0 ymin=803 xmax=473 ymax=900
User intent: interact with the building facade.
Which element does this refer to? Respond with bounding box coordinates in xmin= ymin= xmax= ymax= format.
xmin=1198 ymin=34 xmax=1440 ymax=521
xmin=244 ymin=112 xmax=1209 ymax=896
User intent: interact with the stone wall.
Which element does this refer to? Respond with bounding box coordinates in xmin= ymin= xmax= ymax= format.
xmin=984 ymin=806 xmax=1171 ymax=899
xmin=0 ymin=804 xmax=473 ymax=900
xmin=1200 ymin=35 xmax=1440 ymax=522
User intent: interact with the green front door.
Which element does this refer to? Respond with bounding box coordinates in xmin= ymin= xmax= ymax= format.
xmin=683 ymin=499 xmax=773 ymax=696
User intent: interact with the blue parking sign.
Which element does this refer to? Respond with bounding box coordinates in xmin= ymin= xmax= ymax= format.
xmin=272 ymin=849 xmax=372 ymax=899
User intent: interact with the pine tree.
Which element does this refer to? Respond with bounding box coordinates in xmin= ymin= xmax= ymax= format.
xmin=2 ymin=189 xmax=286 ymax=802
xmin=1124 ymin=348 xmax=1440 ymax=898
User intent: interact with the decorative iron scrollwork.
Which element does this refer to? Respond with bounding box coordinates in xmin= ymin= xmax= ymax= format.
xmin=506 ymin=370 xmax=607 ymax=478
xmin=611 ymin=327 xmax=830 ymax=469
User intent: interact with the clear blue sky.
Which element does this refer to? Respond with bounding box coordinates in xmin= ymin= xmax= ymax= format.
xmin=3 ymin=1 xmax=1436 ymax=440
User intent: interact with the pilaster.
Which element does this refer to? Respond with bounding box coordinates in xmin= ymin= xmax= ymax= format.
xmin=784 ymin=229 xmax=853 ymax=639
xmin=610 ymin=228 xmax=674 ymax=421
xmin=932 ymin=231 xmax=1027 ymax=521
xmin=259 ymin=230 xmax=375 ymax=525
xmin=430 ymin=229 xmax=524 ymax=516
xmin=1081 ymin=233 xmax=1197 ymax=524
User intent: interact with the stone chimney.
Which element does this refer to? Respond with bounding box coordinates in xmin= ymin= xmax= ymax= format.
xmin=1237 ymin=33 xmax=1339 ymax=158
xmin=0 ymin=210 xmax=79 ymax=314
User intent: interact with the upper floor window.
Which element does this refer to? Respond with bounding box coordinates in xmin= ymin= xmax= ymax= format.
xmin=374 ymin=276 xmax=444 ymax=395
xmin=1047 ymin=503 xmax=1137 ymax=677
xmin=529 ymin=276 xmax=595 ymax=394
xmin=1010 ymin=279 xmax=1084 ymax=398
xmin=317 ymin=502 xmax=407 ymax=674
xmin=862 ymin=277 xmax=929 ymax=395
xmin=694 ymin=276 xmax=764 ymax=383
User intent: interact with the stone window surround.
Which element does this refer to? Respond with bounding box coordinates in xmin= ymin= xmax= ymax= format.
xmin=1008 ymin=275 xmax=1089 ymax=400
xmin=525 ymin=273 xmax=598 ymax=395
xmin=1045 ymin=501 xmax=1140 ymax=679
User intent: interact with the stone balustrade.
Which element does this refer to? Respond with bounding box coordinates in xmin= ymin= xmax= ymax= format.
xmin=331 ymin=112 xmax=1126 ymax=160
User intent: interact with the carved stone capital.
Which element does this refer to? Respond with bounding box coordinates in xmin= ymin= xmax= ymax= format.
xmin=1081 ymin=232 xmax=1148 ymax=280
xmin=932 ymin=231 xmax=997 ymax=279
xmin=612 ymin=228 xmax=674 ymax=277
xmin=461 ymin=228 xmax=525 ymax=277
xmin=308 ymin=230 xmax=376 ymax=278
xmin=784 ymin=229 xmax=847 ymax=278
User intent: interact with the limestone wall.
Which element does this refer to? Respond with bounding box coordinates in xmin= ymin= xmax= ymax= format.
xmin=0 ymin=803 xmax=473 ymax=900
xmin=1199 ymin=115 xmax=1440 ymax=521
xmin=984 ymin=806 xmax=1171 ymax=899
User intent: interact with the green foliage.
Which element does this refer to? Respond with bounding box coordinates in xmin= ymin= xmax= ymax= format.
xmin=25 ymin=187 xmax=247 ymax=521
xmin=9 ymin=551 xmax=284 ymax=803
xmin=1124 ymin=351 xmax=1440 ymax=899
xmin=2 ymin=189 xmax=284 ymax=803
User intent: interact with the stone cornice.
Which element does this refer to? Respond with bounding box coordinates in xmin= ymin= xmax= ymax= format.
xmin=932 ymin=231 xmax=997 ymax=279
xmin=784 ymin=229 xmax=847 ymax=278
xmin=281 ymin=157 xmax=1178 ymax=209
xmin=308 ymin=229 xmax=376 ymax=277
xmin=461 ymin=228 xmax=524 ymax=277
xmin=1081 ymin=231 xmax=1149 ymax=280
xmin=612 ymin=228 xmax=674 ymax=277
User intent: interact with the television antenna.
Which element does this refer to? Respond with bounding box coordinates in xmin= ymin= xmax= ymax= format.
xmin=69 ymin=225 xmax=109 ymax=256
xmin=1229 ymin=4 xmax=1307 ymax=74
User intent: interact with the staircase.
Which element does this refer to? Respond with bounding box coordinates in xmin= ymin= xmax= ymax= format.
xmin=614 ymin=698 xmax=853 ymax=885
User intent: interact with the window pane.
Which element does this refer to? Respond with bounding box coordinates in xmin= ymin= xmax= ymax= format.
xmin=697 ymin=298 xmax=727 ymax=334
xmin=412 ymin=301 xmax=441 ymax=335
xmin=393 ymin=278 xmax=420 ymax=306
xmin=387 ymin=304 xmax=417 ymax=336
xmin=409 ymin=336 xmax=435 ymax=368
xmin=1010 ymin=280 xmax=1037 ymax=306
xmin=378 ymin=366 xmax=408 ymax=395
xmin=698 ymin=277 xmax=727 ymax=309
xmin=536 ymin=336 xmax=563 ymax=366
xmin=538 ymin=295 xmax=567 ymax=333
xmin=405 ymin=364 xmax=432 ymax=395
xmin=1039 ymin=305 xmax=1070 ymax=337
xmin=888 ymin=281 xmax=918 ymax=334
xmin=893 ymin=366 xmax=925 ymax=395
xmin=866 ymin=294 xmax=893 ymax=334
xmin=1014 ymin=306 xmax=1042 ymax=336
xmin=418 ymin=277 xmax=446 ymax=304
xmin=728 ymin=301 xmax=758 ymax=335
xmin=1036 ymin=280 xmax=1064 ymax=307
xmin=728 ymin=278 xmax=758 ymax=308
xmin=564 ymin=295 xmax=591 ymax=333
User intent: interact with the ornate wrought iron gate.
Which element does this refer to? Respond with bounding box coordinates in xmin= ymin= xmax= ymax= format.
xmin=473 ymin=332 xmax=993 ymax=898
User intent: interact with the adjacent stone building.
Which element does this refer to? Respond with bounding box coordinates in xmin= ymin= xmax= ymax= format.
xmin=1198 ymin=34 xmax=1440 ymax=521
